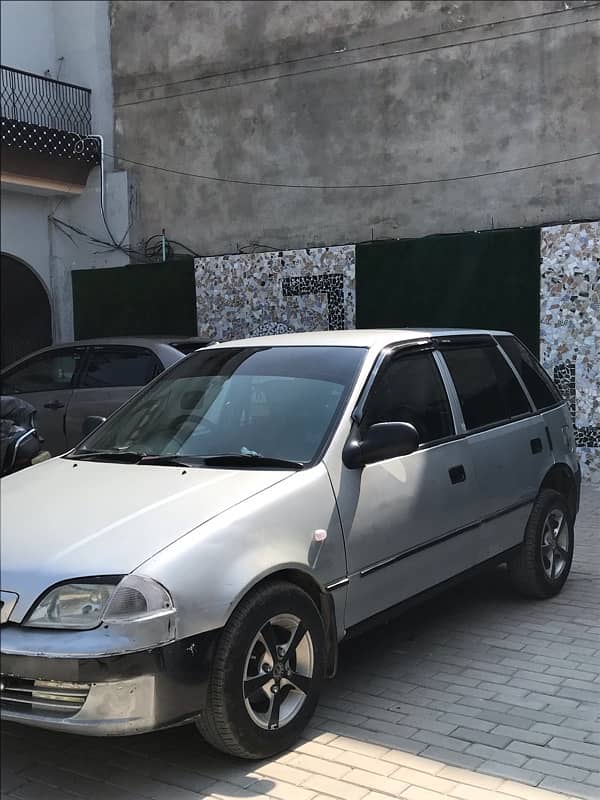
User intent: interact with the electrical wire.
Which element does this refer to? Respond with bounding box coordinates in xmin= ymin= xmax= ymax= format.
xmin=104 ymin=149 xmax=600 ymax=191
xmin=50 ymin=215 xmax=198 ymax=262
xmin=123 ymin=2 xmax=600 ymax=97
xmin=116 ymin=14 xmax=600 ymax=108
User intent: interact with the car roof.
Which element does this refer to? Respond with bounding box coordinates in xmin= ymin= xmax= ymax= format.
xmin=210 ymin=328 xmax=513 ymax=350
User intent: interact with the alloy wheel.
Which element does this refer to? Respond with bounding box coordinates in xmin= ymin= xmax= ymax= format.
xmin=242 ymin=613 xmax=314 ymax=731
xmin=540 ymin=508 xmax=570 ymax=580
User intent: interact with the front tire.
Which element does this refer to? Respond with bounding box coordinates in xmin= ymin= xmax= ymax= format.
xmin=196 ymin=581 xmax=326 ymax=759
xmin=508 ymin=489 xmax=574 ymax=599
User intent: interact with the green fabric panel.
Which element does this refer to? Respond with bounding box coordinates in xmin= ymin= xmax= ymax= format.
xmin=356 ymin=229 xmax=541 ymax=354
xmin=72 ymin=258 xmax=197 ymax=339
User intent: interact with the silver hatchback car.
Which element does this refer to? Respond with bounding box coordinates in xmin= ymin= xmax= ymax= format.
xmin=0 ymin=329 xmax=580 ymax=759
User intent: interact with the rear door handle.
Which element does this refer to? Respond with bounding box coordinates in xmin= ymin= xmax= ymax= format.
xmin=449 ymin=464 xmax=466 ymax=484
xmin=530 ymin=437 xmax=543 ymax=454
xmin=44 ymin=400 xmax=65 ymax=410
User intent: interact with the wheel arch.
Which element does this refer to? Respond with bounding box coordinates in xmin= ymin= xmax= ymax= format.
xmin=540 ymin=463 xmax=579 ymax=520
xmin=228 ymin=567 xmax=339 ymax=678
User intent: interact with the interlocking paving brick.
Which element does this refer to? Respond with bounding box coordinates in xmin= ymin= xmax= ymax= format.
xmin=2 ymin=486 xmax=599 ymax=800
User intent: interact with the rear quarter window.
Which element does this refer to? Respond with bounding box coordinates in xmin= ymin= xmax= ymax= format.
xmin=496 ymin=335 xmax=562 ymax=410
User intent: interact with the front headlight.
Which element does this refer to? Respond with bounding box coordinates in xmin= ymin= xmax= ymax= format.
xmin=25 ymin=575 xmax=173 ymax=630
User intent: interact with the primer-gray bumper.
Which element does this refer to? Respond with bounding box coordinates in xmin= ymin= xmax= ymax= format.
xmin=0 ymin=628 xmax=219 ymax=735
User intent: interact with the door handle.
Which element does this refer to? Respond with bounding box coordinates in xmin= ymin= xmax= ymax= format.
xmin=449 ymin=464 xmax=466 ymax=484
xmin=44 ymin=400 xmax=64 ymax=410
xmin=530 ymin=437 xmax=543 ymax=454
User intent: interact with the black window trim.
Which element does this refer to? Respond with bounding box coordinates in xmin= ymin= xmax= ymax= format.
xmin=77 ymin=344 xmax=163 ymax=390
xmin=351 ymin=336 xmax=561 ymax=455
xmin=1 ymin=346 xmax=88 ymax=394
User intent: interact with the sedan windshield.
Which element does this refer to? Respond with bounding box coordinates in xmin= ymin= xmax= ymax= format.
xmin=73 ymin=346 xmax=366 ymax=466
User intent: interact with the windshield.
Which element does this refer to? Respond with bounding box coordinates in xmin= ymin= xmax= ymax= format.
xmin=74 ymin=346 xmax=366 ymax=466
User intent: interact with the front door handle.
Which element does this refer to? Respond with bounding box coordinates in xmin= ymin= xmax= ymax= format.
xmin=44 ymin=400 xmax=65 ymax=410
xmin=449 ymin=464 xmax=466 ymax=484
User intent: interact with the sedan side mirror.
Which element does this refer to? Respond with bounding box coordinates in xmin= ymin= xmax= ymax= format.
xmin=81 ymin=416 xmax=106 ymax=438
xmin=343 ymin=421 xmax=419 ymax=469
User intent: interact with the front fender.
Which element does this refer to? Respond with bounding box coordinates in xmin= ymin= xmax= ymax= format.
xmin=139 ymin=463 xmax=347 ymax=640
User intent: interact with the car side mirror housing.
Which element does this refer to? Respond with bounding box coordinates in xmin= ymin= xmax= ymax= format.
xmin=343 ymin=421 xmax=420 ymax=469
xmin=81 ymin=416 xmax=106 ymax=438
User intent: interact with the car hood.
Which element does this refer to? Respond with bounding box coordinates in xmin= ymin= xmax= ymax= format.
xmin=0 ymin=457 xmax=293 ymax=622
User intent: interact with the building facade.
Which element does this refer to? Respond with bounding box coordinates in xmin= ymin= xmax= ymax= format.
xmin=0 ymin=0 xmax=130 ymax=365
xmin=110 ymin=0 xmax=599 ymax=479
xmin=111 ymin=0 xmax=598 ymax=253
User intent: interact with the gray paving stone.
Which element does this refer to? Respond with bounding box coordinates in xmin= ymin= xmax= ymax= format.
xmin=465 ymin=743 xmax=528 ymax=767
xmin=539 ymin=776 xmax=600 ymax=800
xmin=524 ymin=758 xmax=591 ymax=781
xmin=477 ymin=760 xmax=545 ymax=786
xmin=548 ymin=737 xmax=600 ymax=758
xmin=491 ymin=725 xmax=552 ymax=746
xmin=565 ymin=752 xmax=600 ymax=772
xmin=417 ymin=746 xmax=484 ymax=770
xmin=451 ymin=728 xmax=512 ymax=748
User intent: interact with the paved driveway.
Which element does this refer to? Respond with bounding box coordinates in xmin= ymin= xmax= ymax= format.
xmin=2 ymin=488 xmax=599 ymax=800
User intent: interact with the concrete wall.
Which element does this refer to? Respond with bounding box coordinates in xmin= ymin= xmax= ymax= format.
xmin=110 ymin=0 xmax=600 ymax=255
xmin=1 ymin=0 xmax=130 ymax=343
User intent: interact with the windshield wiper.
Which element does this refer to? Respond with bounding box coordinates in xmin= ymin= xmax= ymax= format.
xmin=201 ymin=453 xmax=304 ymax=470
xmin=68 ymin=450 xmax=146 ymax=463
xmin=138 ymin=454 xmax=199 ymax=467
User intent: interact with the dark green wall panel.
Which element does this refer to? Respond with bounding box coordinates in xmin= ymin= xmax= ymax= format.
xmin=72 ymin=258 xmax=197 ymax=339
xmin=356 ymin=228 xmax=540 ymax=354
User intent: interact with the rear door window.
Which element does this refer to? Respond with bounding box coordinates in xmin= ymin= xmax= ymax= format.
xmin=496 ymin=335 xmax=562 ymax=409
xmin=442 ymin=344 xmax=531 ymax=430
xmin=79 ymin=348 xmax=161 ymax=389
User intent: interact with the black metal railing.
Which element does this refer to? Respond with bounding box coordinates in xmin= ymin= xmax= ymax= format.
xmin=0 ymin=65 xmax=91 ymax=136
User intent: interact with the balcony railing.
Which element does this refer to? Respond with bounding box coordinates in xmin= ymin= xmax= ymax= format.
xmin=0 ymin=65 xmax=91 ymax=136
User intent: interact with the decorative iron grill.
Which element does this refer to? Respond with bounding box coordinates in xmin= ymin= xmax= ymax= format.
xmin=1 ymin=65 xmax=91 ymax=136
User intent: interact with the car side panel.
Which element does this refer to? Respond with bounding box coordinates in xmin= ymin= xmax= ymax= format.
xmin=542 ymin=403 xmax=580 ymax=478
xmin=140 ymin=463 xmax=348 ymax=641
xmin=14 ymin=388 xmax=74 ymax=455
xmin=465 ymin=415 xmax=554 ymax=552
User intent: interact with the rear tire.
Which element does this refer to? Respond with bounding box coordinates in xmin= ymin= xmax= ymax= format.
xmin=508 ymin=489 xmax=574 ymax=599
xmin=196 ymin=581 xmax=326 ymax=759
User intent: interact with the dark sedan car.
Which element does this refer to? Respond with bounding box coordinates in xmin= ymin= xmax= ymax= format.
xmin=0 ymin=336 xmax=211 ymax=454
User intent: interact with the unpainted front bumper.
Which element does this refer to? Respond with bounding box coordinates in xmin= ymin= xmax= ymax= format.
xmin=0 ymin=629 xmax=218 ymax=735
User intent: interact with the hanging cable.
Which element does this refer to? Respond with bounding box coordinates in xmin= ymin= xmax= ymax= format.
xmin=104 ymin=149 xmax=600 ymax=191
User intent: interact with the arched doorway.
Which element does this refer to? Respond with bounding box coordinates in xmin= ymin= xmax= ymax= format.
xmin=1 ymin=254 xmax=52 ymax=368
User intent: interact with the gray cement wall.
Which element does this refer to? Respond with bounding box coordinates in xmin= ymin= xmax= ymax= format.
xmin=110 ymin=1 xmax=600 ymax=256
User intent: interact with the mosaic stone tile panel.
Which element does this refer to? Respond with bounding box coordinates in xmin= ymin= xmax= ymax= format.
xmin=194 ymin=245 xmax=355 ymax=341
xmin=540 ymin=221 xmax=599 ymax=483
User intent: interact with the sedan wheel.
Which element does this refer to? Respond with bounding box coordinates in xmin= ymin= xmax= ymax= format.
xmin=197 ymin=581 xmax=326 ymax=758
xmin=509 ymin=488 xmax=574 ymax=598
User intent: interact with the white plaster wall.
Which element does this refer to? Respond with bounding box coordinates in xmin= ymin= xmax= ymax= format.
xmin=0 ymin=1 xmax=56 ymax=77
xmin=0 ymin=0 xmax=130 ymax=343
xmin=0 ymin=191 xmax=52 ymax=293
